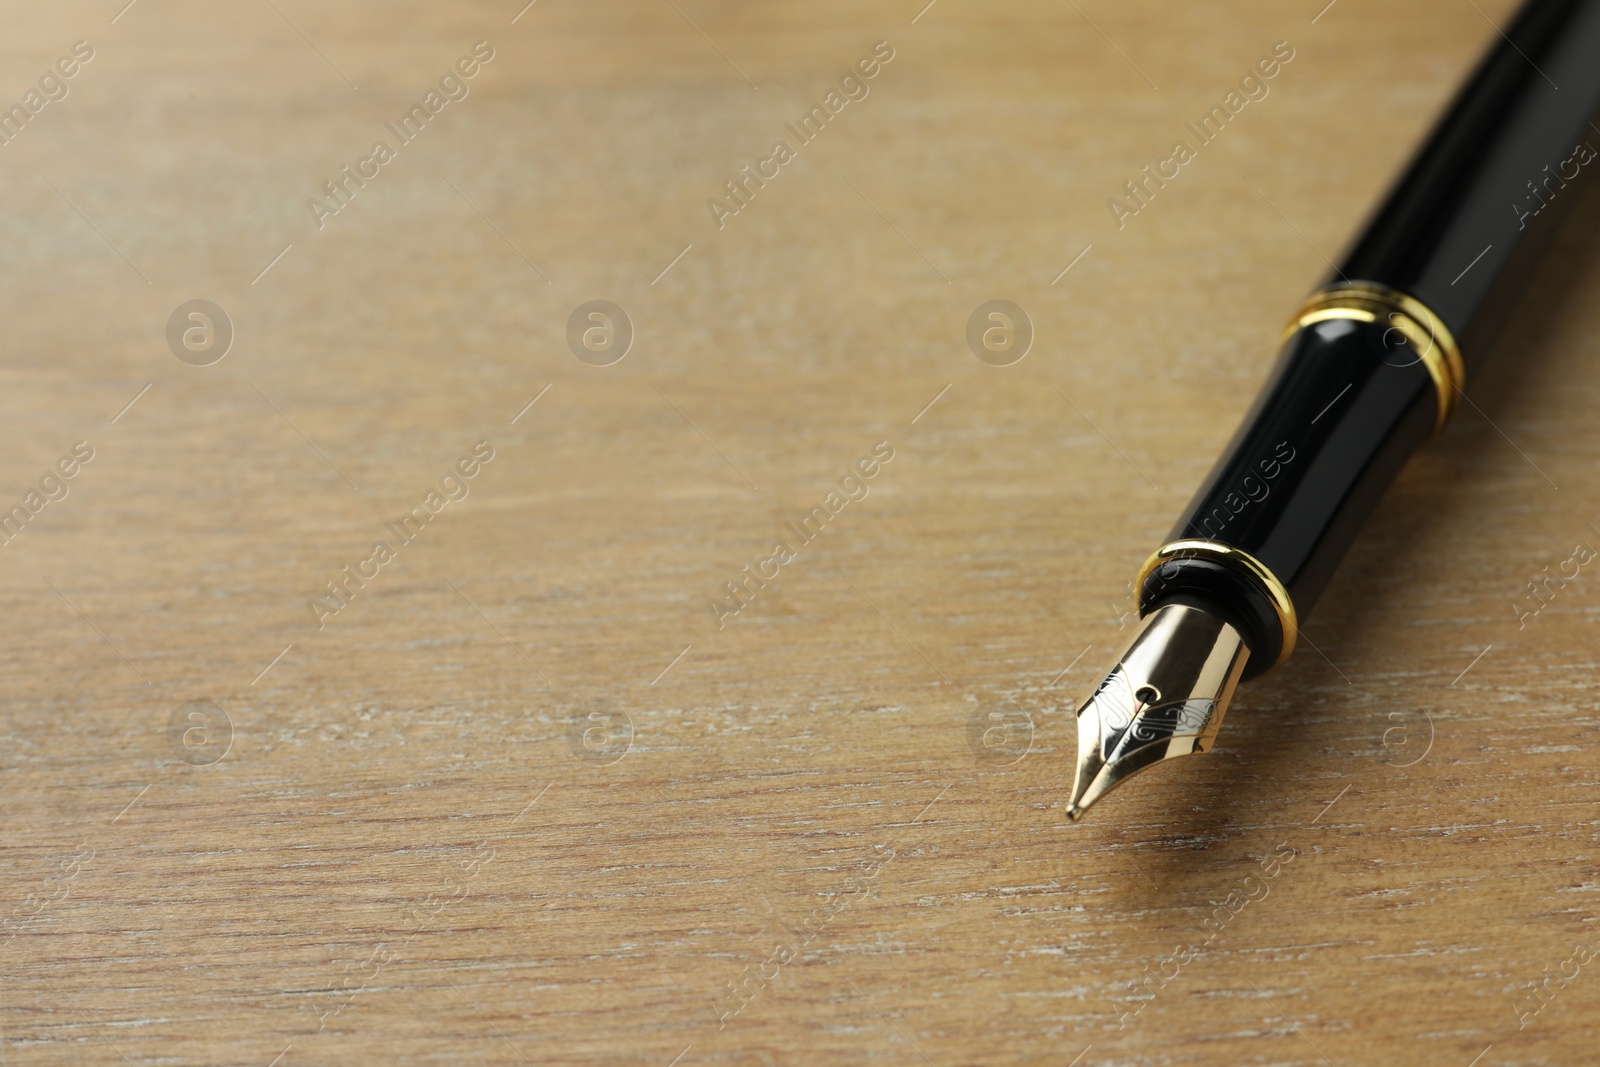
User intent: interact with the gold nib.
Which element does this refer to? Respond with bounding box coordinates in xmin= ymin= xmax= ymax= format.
xmin=1066 ymin=602 xmax=1250 ymax=821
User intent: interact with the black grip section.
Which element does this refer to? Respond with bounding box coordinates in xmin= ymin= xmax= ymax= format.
xmin=1138 ymin=570 xmax=1286 ymax=682
xmin=1141 ymin=318 xmax=1435 ymax=677
xmin=1333 ymin=0 xmax=1600 ymax=372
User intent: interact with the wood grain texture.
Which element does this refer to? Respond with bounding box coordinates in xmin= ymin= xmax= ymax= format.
xmin=2 ymin=0 xmax=1599 ymax=1064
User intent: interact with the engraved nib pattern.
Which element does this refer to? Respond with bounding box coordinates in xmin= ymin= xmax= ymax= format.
xmin=1066 ymin=603 xmax=1250 ymax=820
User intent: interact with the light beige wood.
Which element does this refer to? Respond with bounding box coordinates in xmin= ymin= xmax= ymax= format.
xmin=3 ymin=0 xmax=1599 ymax=1063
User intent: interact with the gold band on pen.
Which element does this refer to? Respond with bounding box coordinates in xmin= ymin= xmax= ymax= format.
xmin=1135 ymin=539 xmax=1299 ymax=672
xmin=1282 ymin=281 xmax=1464 ymax=438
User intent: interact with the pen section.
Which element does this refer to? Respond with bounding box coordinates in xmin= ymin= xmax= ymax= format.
xmin=1145 ymin=316 xmax=1436 ymax=677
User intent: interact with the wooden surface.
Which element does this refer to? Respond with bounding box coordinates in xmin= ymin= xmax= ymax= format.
xmin=3 ymin=1 xmax=1600 ymax=1063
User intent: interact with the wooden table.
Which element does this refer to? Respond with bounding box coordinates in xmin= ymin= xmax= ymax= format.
xmin=4 ymin=0 xmax=1598 ymax=1063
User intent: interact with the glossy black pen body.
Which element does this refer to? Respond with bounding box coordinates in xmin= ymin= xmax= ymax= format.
xmin=1067 ymin=0 xmax=1600 ymax=820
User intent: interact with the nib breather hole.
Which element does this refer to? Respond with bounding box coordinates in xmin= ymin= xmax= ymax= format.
xmin=1135 ymin=685 xmax=1160 ymax=706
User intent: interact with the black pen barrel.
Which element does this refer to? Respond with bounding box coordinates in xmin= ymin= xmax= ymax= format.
xmin=1335 ymin=0 xmax=1600 ymax=364
xmin=1139 ymin=0 xmax=1600 ymax=677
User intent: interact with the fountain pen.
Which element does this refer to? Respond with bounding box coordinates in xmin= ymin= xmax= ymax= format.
xmin=1067 ymin=0 xmax=1600 ymax=820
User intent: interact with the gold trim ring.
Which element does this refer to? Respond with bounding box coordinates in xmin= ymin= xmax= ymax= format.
xmin=1135 ymin=539 xmax=1299 ymax=671
xmin=1282 ymin=282 xmax=1464 ymax=438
